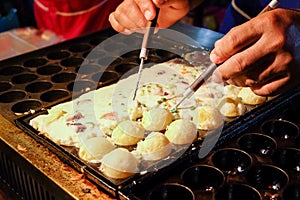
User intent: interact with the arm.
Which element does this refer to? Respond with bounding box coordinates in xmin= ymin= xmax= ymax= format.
xmin=210 ymin=8 xmax=300 ymax=96
xmin=109 ymin=0 xmax=204 ymax=34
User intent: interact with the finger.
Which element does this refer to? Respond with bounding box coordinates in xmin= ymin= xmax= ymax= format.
xmin=155 ymin=0 xmax=190 ymax=28
xmin=251 ymin=76 xmax=290 ymax=96
xmin=115 ymin=2 xmax=149 ymax=31
xmin=212 ymin=33 xmax=278 ymax=83
xmin=109 ymin=13 xmax=132 ymax=34
xmin=227 ymin=54 xmax=276 ymax=87
xmin=210 ymin=21 xmax=262 ymax=64
xmin=135 ymin=0 xmax=157 ymax=20
xmin=241 ymin=51 xmax=292 ymax=87
xmin=255 ymin=51 xmax=293 ymax=83
xmin=226 ymin=62 xmax=290 ymax=89
xmin=226 ymin=77 xmax=249 ymax=87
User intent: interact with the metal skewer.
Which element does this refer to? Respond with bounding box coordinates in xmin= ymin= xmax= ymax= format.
xmin=132 ymin=8 xmax=160 ymax=100
xmin=259 ymin=0 xmax=279 ymax=15
xmin=172 ymin=63 xmax=217 ymax=110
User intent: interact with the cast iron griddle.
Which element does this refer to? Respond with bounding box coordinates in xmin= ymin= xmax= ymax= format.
xmin=5 ymin=27 xmax=299 ymax=199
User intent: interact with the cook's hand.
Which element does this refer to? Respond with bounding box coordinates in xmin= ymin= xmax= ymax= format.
xmin=109 ymin=0 xmax=190 ymax=34
xmin=210 ymin=8 xmax=300 ymax=96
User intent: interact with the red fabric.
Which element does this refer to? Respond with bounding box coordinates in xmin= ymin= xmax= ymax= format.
xmin=33 ymin=0 xmax=121 ymax=40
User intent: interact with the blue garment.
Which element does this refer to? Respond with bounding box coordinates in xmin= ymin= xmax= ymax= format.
xmin=219 ymin=0 xmax=300 ymax=33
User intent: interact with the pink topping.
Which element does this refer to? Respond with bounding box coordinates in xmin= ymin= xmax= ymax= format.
xmin=66 ymin=112 xmax=83 ymax=122
xmin=157 ymin=70 xmax=166 ymax=75
xmin=100 ymin=112 xmax=118 ymax=120
xmin=66 ymin=122 xmax=87 ymax=133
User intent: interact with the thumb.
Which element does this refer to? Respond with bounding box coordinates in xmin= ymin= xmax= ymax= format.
xmin=136 ymin=0 xmax=159 ymax=20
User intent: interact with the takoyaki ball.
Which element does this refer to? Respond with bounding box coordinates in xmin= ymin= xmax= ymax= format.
xmin=111 ymin=120 xmax=145 ymax=146
xmin=238 ymin=87 xmax=267 ymax=105
xmin=217 ymin=96 xmax=246 ymax=117
xmin=223 ymin=84 xmax=242 ymax=97
xmin=136 ymin=132 xmax=172 ymax=161
xmin=165 ymin=119 xmax=197 ymax=145
xmin=79 ymin=137 xmax=115 ymax=163
xmin=142 ymin=108 xmax=173 ymax=131
xmin=193 ymin=105 xmax=223 ymax=130
xmin=100 ymin=148 xmax=139 ymax=179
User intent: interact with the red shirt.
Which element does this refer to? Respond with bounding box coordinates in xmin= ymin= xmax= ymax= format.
xmin=33 ymin=0 xmax=122 ymax=40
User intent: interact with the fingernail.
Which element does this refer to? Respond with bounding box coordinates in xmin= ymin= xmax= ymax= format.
xmin=211 ymin=71 xmax=222 ymax=83
xmin=210 ymin=52 xmax=220 ymax=63
xmin=211 ymin=73 xmax=218 ymax=82
xmin=144 ymin=10 xmax=152 ymax=20
xmin=122 ymin=29 xmax=132 ymax=35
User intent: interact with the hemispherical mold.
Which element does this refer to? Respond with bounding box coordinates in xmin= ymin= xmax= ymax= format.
xmin=154 ymin=49 xmax=177 ymax=59
xmin=37 ymin=65 xmax=62 ymax=75
xmin=120 ymin=36 xmax=140 ymax=47
xmin=81 ymin=51 xmax=91 ymax=58
xmin=245 ymin=164 xmax=289 ymax=192
xmin=0 ymin=90 xmax=26 ymax=103
xmin=11 ymin=100 xmax=42 ymax=115
xmin=181 ymin=164 xmax=225 ymax=191
xmin=121 ymin=50 xmax=140 ymax=60
xmin=40 ymin=90 xmax=69 ymax=102
xmin=23 ymin=58 xmax=48 ymax=68
xmin=67 ymin=80 xmax=95 ymax=93
xmin=76 ymin=64 xmax=104 ymax=75
xmin=51 ymin=72 xmax=76 ymax=83
xmin=183 ymin=50 xmax=212 ymax=66
xmin=92 ymin=71 xmax=119 ymax=86
xmin=215 ymin=183 xmax=262 ymax=200
xmin=46 ymin=50 xmax=71 ymax=60
xmin=0 ymin=65 xmax=24 ymax=76
xmin=25 ymin=81 xmax=52 ymax=93
xmin=135 ymin=54 xmax=162 ymax=64
xmin=261 ymin=119 xmax=299 ymax=139
xmin=271 ymin=148 xmax=300 ymax=172
xmin=211 ymin=148 xmax=252 ymax=175
xmin=60 ymin=57 xmax=84 ymax=68
xmin=103 ymin=42 xmax=125 ymax=53
xmin=0 ymin=82 xmax=12 ymax=93
xmin=237 ymin=133 xmax=277 ymax=156
xmin=12 ymin=73 xmax=38 ymax=84
xmin=114 ymin=63 xmax=139 ymax=74
xmin=148 ymin=183 xmax=195 ymax=200
xmin=97 ymin=56 xmax=123 ymax=67
xmin=83 ymin=50 xmax=105 ymax=60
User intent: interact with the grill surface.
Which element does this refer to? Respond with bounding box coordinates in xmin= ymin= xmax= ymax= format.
xmin=121 ymin=86 xmax=300 ymax=200
xmin=0 ymin=28 xmax=195 ymax=121
xmin=1 ymin=27 xmax=300 ymax=200
xmin=0 ymin=27 xmax=202 ymax=199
